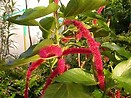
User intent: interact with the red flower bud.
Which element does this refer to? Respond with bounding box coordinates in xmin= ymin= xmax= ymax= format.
xmin=92 ymin=19 xmax=98 ymax=25
xmin=57 ymin=58 xmax=66 ymax=74
xmin=97 ymin=6 xmax=105 ymax=14
xmin=115 ymin=90 xmax=121 ymax=98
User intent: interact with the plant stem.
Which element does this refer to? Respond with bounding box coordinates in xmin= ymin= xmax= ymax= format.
xmin=78 ymin=53 xmax=81 ymax=67
xmin=54 ymin=13 xmax=59 ymax=45
xmin=25 ymin=0 xmax=32 ymax=46
xmin=54 ymin=0 xmax=59 ymax=45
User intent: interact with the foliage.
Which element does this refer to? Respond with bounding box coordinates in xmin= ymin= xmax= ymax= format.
xmin=0 ymin=0 xmax=17 ymax=61
xmin=0 ymin=0 xmax=131 ymax=98
xmin=102 ymin=0 xmax=131 ymax=34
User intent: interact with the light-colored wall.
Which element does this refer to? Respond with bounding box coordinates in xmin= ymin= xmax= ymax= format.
xmin=9 ymin=0 xmax=69 ymax=56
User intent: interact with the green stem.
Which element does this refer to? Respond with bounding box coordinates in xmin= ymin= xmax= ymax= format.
xmin=54 ymin=13 xmax=59 ymax=45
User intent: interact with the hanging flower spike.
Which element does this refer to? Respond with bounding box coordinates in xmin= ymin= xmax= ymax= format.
xmin=40 ymin=67 xmax=58 ymax=98
xmin=82 ymin=25 xmax=105 ymax=91
xmin=39 ymin=45 xmax=68 ymax=98
xmin=24 ymin=59 xmax=44 ymax=98
xmin=63 ymin=47 xmax=91 ymax=56
xmin=39 ymin=45 xmax=62 ymax=58
xmin=40 ymin=58 xmax=67 ymax=98
xmin=40 ymin=66 xmax=59 ymax=98
xmin=64 ymin=19 xmax=105 ymax=91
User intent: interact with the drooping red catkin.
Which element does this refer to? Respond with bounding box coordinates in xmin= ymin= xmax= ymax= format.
xmin=64 ymin=19 xmax=105 ymax=91
xmin=24 ymin=59 xmax=44 ymax=98
xmin=40 ymin=58 xmax=67 ymax=98
xmin=40 ymin=68 xmax=58 ymax=98
xmin=63 ymin=47 xmax=91 ymax=56
xmin=39 ymin=45 xmax=62 ymax=58
xmin=84 ymin=30 xmax=105 ymax=90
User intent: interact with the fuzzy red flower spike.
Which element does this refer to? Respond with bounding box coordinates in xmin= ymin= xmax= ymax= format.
xmin=24 ymin=59 xmax=44 ymax=98
xmin=39 ymin=45 xmax=62 ymax=58
xmin=64 ymin=19 xmax=105 ymax=91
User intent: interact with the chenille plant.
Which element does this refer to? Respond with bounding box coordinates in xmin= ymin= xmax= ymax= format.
xmin=0 ymin=0 xmax=131 ymax=98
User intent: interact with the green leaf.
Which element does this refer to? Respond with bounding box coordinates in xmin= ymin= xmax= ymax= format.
xmin=39 ymin=17 xmax=55 ymax=39
xmin=84 ymin=12 xmax=105 ymax=21
xmin=0 ymin=55 xmax=40 ymax=70
xmin=115 ymin=77 xmax=131 ymax=94
xmin=112 ymin=57 xmax=131 ymax=78
xmin=19 ymin=44 xmax=37 ymax=59
xmin=43 ymin=83 xmax=93 ymax=98
xmin=33 ymin=39 xmax=54 ymax=54
xmin=102 ymin=42 xmax=131 ymax=59
xmin=64 ymin=0 xmax=107 ymax=17
xmin=19 ymin=39 xmax=53 ymax=59
xmin=55 ymin=68 xmax=98 ymax=86
xmin=92 ymin=90 xmax=103 ymax=98
xmin=49 ymin=0 xmax=54 ymax=3
xmin=16 ymin=3 xmax=59 ymax=21
xmin=7 ymin=15 xmax=39 ymax=26
xmin=112 ymin=57 xmax=131 ymax=93
xmin=90 ymin=26 xmax=109 ymax=37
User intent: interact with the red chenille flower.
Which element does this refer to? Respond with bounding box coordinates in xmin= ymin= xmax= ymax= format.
xmin=97 ymin=6 xmax=105 ymax=14
xmin=24 ymin=59 xmax=44 ymax=98
xmin=40 ymin=68 xmax=58 ymax=98
xmin=39 ymin=45 xmax=62 ymax=58
xmin=40 ymin=58 xmax=67 ymax=98
xmin=64 ymin=19 xmax=105 ymax=91
xmin=63 ymin=47 xmax=91 ymax=56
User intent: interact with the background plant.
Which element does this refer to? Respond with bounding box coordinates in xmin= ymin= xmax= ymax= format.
xmin=0 ymin=0 xmax=17 ymax=61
